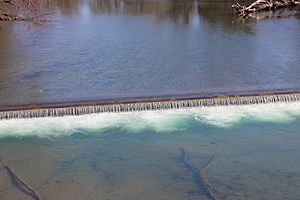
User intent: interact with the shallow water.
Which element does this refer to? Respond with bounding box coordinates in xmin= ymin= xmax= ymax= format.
xmin=1 ymin=103 xmax=300 ymax=199
xmin=0 ymin=0 xmax=300 ymax=104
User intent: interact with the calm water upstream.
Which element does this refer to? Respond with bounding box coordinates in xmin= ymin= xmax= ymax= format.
xmin=1 ymin=0 xmax=300 ymax=199
xmin=0 ymin=0 xmax=300 ymax=104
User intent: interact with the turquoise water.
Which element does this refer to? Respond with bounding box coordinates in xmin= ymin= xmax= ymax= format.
xmin=1 ymin=103 xmax=300 ymax=199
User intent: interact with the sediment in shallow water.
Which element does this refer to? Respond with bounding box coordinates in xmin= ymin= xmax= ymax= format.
xmin=1 ymin=93 xmax=300 ymax=120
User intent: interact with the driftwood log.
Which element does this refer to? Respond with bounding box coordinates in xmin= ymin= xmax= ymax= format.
xmin=232 ymin=0 xmax=300 ymax=17
xmin=0 ymin=158 xmax=42 ymax=200
xmin=178 ymin=147 xmax=218 ymax=200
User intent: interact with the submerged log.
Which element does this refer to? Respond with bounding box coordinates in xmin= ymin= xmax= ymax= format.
xmin=0 ymin=158 xmax=42 ymax=200
xmin=178 ymin=147 xmax=218 ymax=200
xmin=232 ymin=0 xmax=300 ymax=17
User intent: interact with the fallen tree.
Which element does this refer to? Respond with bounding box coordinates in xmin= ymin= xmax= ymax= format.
xmin=232 ymin=0 xmax=300 ymax=17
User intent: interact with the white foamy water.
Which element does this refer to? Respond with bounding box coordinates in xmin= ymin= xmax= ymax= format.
xmin=0 ymin=102 xmax=300 ymax=138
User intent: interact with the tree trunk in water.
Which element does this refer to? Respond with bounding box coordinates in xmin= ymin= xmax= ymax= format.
xmin=232 ymin=0 xmax=300 ymax=17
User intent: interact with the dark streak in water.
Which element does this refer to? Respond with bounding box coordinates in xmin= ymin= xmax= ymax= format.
xmin=0 ymin=158 xmax=41 ymax=200
xmin=178 ymin=147 xmax=217 ymax=200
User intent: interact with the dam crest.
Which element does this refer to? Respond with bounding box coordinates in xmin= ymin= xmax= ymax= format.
xmin=1 ymin=93 xmax=300 ymax=120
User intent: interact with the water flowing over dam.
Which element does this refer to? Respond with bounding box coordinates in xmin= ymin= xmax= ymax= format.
xmin=1 ymin=92 xmax=300 ymax=120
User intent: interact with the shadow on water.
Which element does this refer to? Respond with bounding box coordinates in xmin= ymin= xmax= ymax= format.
xmin=42 ymin=0 xmax=300 ymax=34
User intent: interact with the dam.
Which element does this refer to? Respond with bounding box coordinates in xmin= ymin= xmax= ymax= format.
xmin=1 ymin=91 xmax=300 ymax=120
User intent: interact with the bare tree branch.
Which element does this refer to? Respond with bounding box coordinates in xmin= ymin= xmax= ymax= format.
xmin=232 ymin=0 xmax=300 ymax=17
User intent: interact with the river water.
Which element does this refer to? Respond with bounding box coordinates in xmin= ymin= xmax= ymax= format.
xmin=1 ymin=103 xmax=300 ymax=199
xmin=1 ymin=0 xmax=300 ymax=199
xmin=0 ymin=0 xmax=300 ymax=104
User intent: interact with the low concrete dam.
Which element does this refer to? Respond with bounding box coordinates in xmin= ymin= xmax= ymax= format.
xmin=1 ymin=91 xmax=300 ymax=120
